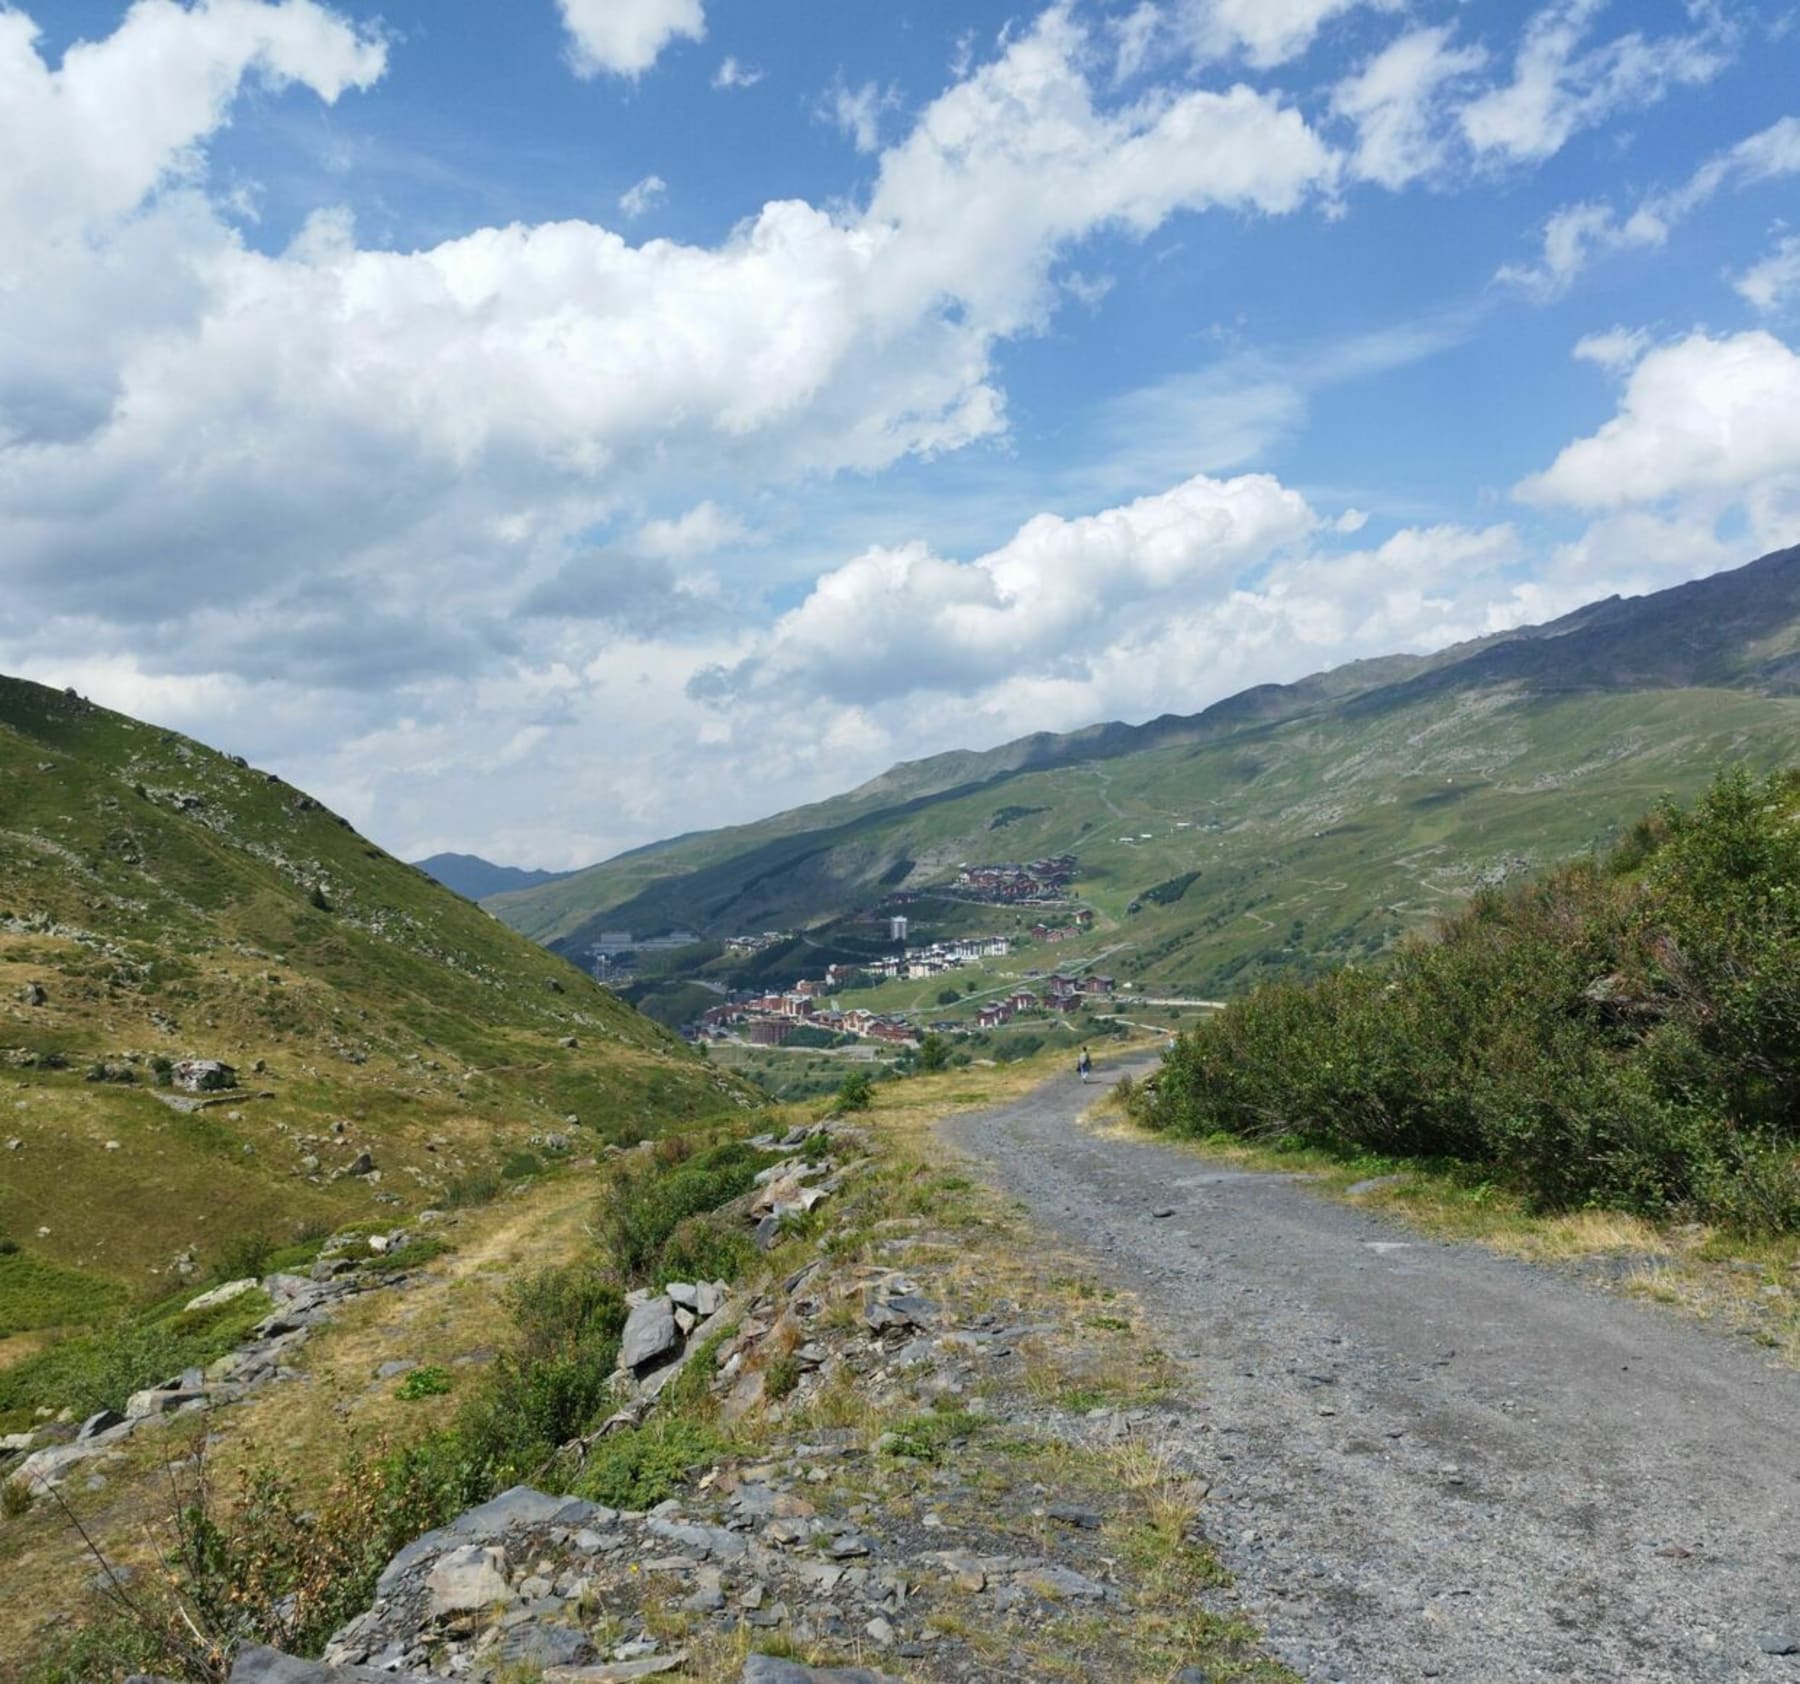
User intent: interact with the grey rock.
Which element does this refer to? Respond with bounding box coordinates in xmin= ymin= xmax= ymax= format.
xmin=375 ymin=1360 xmax=417 ymax=1380
xmin=665 ymin=1281 xmax=700 ymax=1309
xmin=1046 ymin=1502 xmax=1102 ymax=1529
xmin=342 ymin=1150 xmax=375 ymax=1177
xmin=1757 ymin=1634 xmax=1800 ymax=1656
xmin=1174 ymin=1670 xmax=1215 ymax=1684
xmin=740 ymin=1657 xmax=901 ymax=1684
xmin=647 ymin=1517 xmax=748 ymax=1560
xmin=543 ymin=1657 xmax=687 ymax=1682
xmin=375 ymin=1487 xmax=599 ymax=1591
xmin=1017 ymin=1563 xmax=1109 ymax=1600
xmin=184 ymin=1277 xmax=260 ymax=1314
xmin=425 ymin=1543 xmax=514 ymax=1615
xmin=620 ymin=1296 xmax=680 ymax=1372
xmin=123 ymin=1387 xmax=209 ymax=1420
xmin=227 ymin=1646 xmax=429 ymax=1682
xmin=754 ymin=1213 xmax=785 ymax=1250
xmin=77 ymin=1409 xmax=126 ymax=1441
xmin=498 ymin=1621 xmax=595 ymax=1669
xmin=683 ymin=1567 xmax=726 ymax=1613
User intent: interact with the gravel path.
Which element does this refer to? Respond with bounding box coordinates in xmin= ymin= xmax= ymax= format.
xmin=943 ymin=1063 xmax=1800 ymax=1684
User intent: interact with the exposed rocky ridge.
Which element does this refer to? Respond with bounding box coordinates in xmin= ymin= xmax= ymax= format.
xmin=3 ymin=1226 xmax=444 ymax=1498
xmin=164 ymin=1111 xmax=1271 ymax=1684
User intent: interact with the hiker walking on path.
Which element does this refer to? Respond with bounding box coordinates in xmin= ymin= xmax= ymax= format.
xmin=1077 ymin=1046 xmax=1092 ymax=1082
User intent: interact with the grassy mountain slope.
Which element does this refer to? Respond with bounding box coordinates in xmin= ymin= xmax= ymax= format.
xmin=0 ymin=678 xmax=746 ymax=1344
xmin=494 ymin=547 xmax=1800 ymax=995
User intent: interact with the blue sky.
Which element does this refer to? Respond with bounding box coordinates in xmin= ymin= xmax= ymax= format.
xmin=3 ymin=0 xmax=1798 ymax=866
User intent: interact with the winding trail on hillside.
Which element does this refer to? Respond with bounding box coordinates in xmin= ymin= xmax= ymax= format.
xmin=943 ymin=1063 xmax=1800 ymax=1684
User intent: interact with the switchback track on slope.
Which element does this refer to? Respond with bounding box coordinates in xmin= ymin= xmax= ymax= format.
xmin=944 ymin=1064 xmax=1800 ymax=1684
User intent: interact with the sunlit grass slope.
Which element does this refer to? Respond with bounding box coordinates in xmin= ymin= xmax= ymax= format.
xmin=0 ymin=676 xmax=750 ymax=1336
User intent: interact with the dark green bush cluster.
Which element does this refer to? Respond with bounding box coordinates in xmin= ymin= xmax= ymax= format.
xmin=596 ymin=1138 xmax=776 ymax=1282
xmin=1140 ymin=770 xmax=1800 ymax=1229
xmin=0 ymin=1288 xmax=275 ymax=1420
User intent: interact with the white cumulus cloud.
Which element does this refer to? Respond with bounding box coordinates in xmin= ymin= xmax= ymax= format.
xmin=557 ymin=0 xmax=704 ymax=78
xmin=1518 ymin=330 xmax=1800 ymax=510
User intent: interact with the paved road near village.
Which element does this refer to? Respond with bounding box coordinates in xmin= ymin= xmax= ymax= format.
xmin=943 ymin=1062 xmax=1800 ymax=1684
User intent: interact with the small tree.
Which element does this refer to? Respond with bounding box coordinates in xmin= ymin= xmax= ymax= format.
xmin=835 ymin=1070 xmax=874 ymax=1112
xmin=917 ymin=1033 xmax=950 ymax=1074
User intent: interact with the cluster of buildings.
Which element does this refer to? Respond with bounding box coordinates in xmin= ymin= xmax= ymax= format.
xmin=868 ymin=936 xmax=1011 ymax=980
xmin=972 ymin=970 xmax=1116 ymax=1027
xmin=1028 ymin=910 xmax=1095 ymax=944
xmin=951 ymin=855 xmax=1078 ymax=903
xmin=724 ymin=930 xmax=792 ymax=957
xmin=691 ymin=989 xmax=921 ymax=1048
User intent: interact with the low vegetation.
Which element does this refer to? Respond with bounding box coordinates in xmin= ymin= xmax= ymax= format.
xmin=1139 ymin=770 xmax=1800 ymax=1231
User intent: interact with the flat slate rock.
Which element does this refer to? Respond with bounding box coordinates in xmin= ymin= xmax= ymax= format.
xmin=377 ymin=1486 xmax=598 ymax=1589
xmin=741 ymin=1657 xmax=900 ymax=1684
xmin=229 ymin=1645 xmax=433 ymax=1683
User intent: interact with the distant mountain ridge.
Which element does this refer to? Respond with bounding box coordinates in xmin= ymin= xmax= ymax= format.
xmin=491 ymin=545 xmax=1800 ymax=994
xmin=414 ymin=851 xmax=575 ymax=901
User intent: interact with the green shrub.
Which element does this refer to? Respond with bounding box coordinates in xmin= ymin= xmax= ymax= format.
xmin=209 ymin=1230 xmax=274 ymax=1284
xmin=834 ymin=1071 xmax=874 ymax=1112
xmin=366 ymin=1236 xmax=450 ymax=1273
xmin=501 ymin=1150 xmax=542 ymax=1182
xmin=442 ymin=1168 xmax=502 ymax=1209
xmin=576 ymin=1418 xmax=727 ymax=1509
xmin=0 ymin=1289 xmax=273 ymax=1419
xmin=653 ymin=1213 xmax=755 ymax=1291
xmin=1142 ymin=768 xmax=1800 ymax=1229
xmin=395 ymin=1365 xmax=453 ymax=1401
xmin=597 ymin=1140 xmax=774 ymax=1283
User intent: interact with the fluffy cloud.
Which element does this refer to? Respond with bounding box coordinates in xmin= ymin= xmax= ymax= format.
xmin=693 ymin=473 xmax=1322 ymax=708
xmin=1332 ymin=26 xmax=1487 ymax=189
xmin=1460 ymin=0 xmax=1730 ymax=165
xmin=0 ymin=4 xmax=1338 ymax=673
xmin=1736 ymin=234 xmax=1800 ymax=313
xmin=1179 ymin=0 xmax=1401 ymax=70
xmin=1500 ymin=116 xmax=1800 ymax=297
xmin=1518 ymin=330 xmax=1800 ymax=509
xmin=556 ymin=0 xmax=703 ymax=79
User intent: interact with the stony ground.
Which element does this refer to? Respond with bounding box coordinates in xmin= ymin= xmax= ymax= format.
xmin=276 ymin=1113 xmax=1298 ymax=1683
xmin=947 ymin=1062 xmax=1800 ymax=1684
xmin=7 ymin=1070 xmax=1301 ymax=1683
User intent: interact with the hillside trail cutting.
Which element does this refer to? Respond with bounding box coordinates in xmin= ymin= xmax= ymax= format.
xmin=942 ymin=1061 xmax=1800 ymax=1684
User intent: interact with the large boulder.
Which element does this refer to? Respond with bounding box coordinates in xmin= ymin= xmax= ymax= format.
xmin=425 ymin=1543 xmax=514 ymax=1616
xmin=228 ymin=1645 xmax=430 ymax=1682
xmin=619 ymin=1296 xmax=679 ymax=1372
xmin=185 ymin=1278 xmax=260 ymax=1314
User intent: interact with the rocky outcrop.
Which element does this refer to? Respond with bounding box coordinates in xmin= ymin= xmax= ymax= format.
xmin=2 ymin=1247 xmax=423 ymax=1495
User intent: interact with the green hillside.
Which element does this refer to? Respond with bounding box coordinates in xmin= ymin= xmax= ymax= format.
xmin=493 ymin=546 xmax=1800 ymax=1001
xmin=0 ymin=677 xmax=748 ymax=1347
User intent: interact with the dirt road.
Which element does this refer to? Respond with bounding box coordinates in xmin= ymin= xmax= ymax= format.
xmin=944 ymin=1064 xmax=1800 ymax=1684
